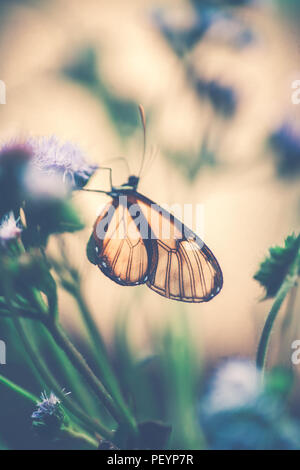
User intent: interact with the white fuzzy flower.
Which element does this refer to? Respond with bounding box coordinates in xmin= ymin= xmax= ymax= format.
xmin=27 ymin=136 xmax=98 ymax=189
xmin=205 ymin=359 xmax=262 ymax=413
xmin=0 ymin=212 xmax=22 ymax=246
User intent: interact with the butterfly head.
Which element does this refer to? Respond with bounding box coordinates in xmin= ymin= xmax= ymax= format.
xmin=123 ymin=175 xmax=139 ymax=191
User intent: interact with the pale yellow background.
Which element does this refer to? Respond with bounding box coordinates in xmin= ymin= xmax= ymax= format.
xmin=0 ymin=0 xmax=299 ymax=369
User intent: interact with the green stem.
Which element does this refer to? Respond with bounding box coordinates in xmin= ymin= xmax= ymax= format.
xmin=0 ymin=307 xmax=40 ymax=320
xmin=60 ymin=426 xmax=98 ymax=449
xmin=46 ymin=317 xmax=137 ymax=435
xmin=55 ymin=239 xmax=137 ymax=433
xmin=0 ymin=374 xmax=38 ymax=403
xmin=22 ymin=288 xmax=101 ymax=414
xmin=2 ymin=282 xmax=112 ymax=440
xmin=1 ymin=241 xmax=117 ymax=439
xmin=17 ymin=316 xmax=113 ymax=439
xmin=0 ymin=373 xmax=98 ymax=449
xmin=23 ymin=319 xmax=113 ymax=438
xmin=256 ymin=257 xmax=299 ymax=372
xmin=72 ymin=287 xmax=135 ymax=430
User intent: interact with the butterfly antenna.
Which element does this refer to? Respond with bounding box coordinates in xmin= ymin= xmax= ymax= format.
xmin=138 ymin=104 xmax=147 ymax=178
xmin=144 ymin=144 xmax=159 ymax=174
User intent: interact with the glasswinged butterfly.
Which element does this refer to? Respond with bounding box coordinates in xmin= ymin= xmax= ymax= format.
xmin=85 ymin=106 xmax=223 ymax=302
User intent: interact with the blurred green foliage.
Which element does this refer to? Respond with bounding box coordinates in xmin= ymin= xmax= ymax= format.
xmin=62 ymin=47 xmax=139 ymax=138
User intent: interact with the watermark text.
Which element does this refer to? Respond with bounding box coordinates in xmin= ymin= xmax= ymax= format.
xmin=0 ymin=340 xmax=6 ymax=365
xmin=0 ymin=80 xmax=6 ymax=104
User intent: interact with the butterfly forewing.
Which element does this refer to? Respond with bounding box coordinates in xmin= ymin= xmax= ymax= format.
xmin=92 ymin=198 xmax=149 ymax=285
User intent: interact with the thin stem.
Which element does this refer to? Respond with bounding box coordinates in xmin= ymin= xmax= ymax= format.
xmin=24 ymin=285 xmax=101 ymax=416
xmin=0 ymin=368 xmax=99 ymax=448
xmin=281 ymin=285 xmax=298 ymax=335
xmin=52 ymin=240 xmax=137 ymax=434
xmin=0 ymin=374 xmax=38 ymax=403
xmin=256 ymin=257 xmax=299 ymax=372
xmin=0 ymin=306 xmax=41 ymax=320
xmin=2 ymin=280 xmax=112 ymax=439
xmin=46 ymin=317 xmax=137 ymax=435
xmin=17 ymin=316 xmax=113 ymax=439
xmin=2 ymin=237 xmax=116 ymax=439
xmin=21 ymin=277 xmax=100 ymax=415
xmin=71 ymin=287 xmax=135 ymax=430
xmin=60 ymin=427 xmax=98 ymax=449
xmin=0 ymin=375 xmax=98 ymax=449
xmin=73 ymin=289 xmax=119 ymax=391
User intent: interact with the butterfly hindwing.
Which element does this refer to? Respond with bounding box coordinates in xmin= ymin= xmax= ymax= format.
xmin=147 ymin=236 xmax=222 ymax=302
xmin=134 ymin=194 xmax=223 ymax=302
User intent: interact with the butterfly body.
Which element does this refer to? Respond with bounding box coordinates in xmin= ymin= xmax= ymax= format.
xmin=87 ymin=175 xmax=223 ymax=303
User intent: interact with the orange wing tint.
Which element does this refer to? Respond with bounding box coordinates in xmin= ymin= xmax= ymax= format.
xmin=92 ymin=198 xmax=149 ymax=285
xmin=91 ymin=191 xmax=223 ymax=302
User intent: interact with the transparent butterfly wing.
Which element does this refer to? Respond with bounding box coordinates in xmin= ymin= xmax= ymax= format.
xmin=90 ymin=191 xmax=223 ymax=301
xmin=136 ymin=194 xmax=223 ymax=302
xmin=92 ymin=198 xmax=150 ymax=286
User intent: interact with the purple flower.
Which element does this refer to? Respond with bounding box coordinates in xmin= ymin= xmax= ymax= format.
xmin=31 ymin=389 xmax=70 ymax=435
xmin=0 ymin=212 xmax=22 ymax=247
xmin=31 ymin=390 xmax=71 ymax=438
xmin=27 ymin=136 xmax=98 ymax=189
xmin=31 ymin=391 xmax=61 ymax=420
xmin=24 ymin=167 xmax=69 ymax=201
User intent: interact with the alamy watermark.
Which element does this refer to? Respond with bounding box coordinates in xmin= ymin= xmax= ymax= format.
xmin=0 ymin=340 xmax=6 ymax=365
xmin=0 ymin=80 xmax=6 ymax=104
xmin=291 ymin=80 xmax=300 ymax=104
xmin=291 ymin=340 xmax=300 ymax=365
xmin=95 ymin=197 xmax=205 ymax=245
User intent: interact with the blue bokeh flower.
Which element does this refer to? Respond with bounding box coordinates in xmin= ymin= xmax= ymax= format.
xmin=193 ymin=77 xmax=237 ymax=117
xmin=152 ymin=6 xmax=212 ymax=55
xmin=270 ymin=121 xmax=300 ymax=176
xmin=152 ymin=3 xmax=254 ymax=56
xmin=203 ymin=359 xmax=262 ymax=413
xmin=199 ymin=359 xmax=300 ymax=450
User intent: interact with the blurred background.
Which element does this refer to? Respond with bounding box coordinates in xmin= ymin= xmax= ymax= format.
xmin=1 ymin=0 xmax=300 ymax=449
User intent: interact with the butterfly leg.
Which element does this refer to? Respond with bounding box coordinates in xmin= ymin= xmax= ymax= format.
xmin=100 ymin=166 xmax=113 ymax=191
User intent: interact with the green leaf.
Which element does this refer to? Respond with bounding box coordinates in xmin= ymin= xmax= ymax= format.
xmin=254 ymin=234 xmax=300 ymax=298
xmin=24 ymin=199 xmax=84 ymax=247
xmin=62 ymin=46 xmax=139 ymax=138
